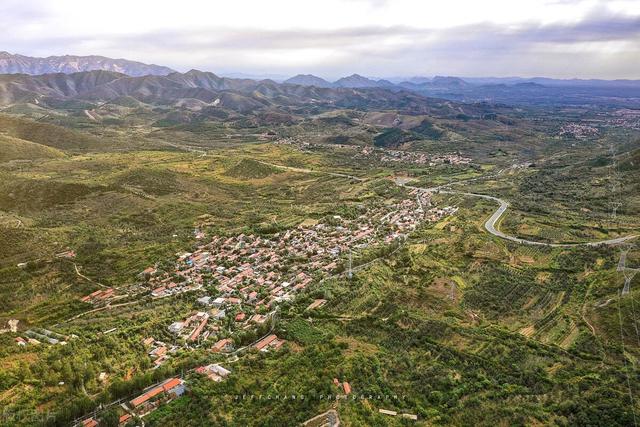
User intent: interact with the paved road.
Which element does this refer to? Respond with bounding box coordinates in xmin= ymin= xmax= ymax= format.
xmin=397 ymin=175 xmax=636 ymax=248
xmin=436 ymin=189 xmax=637 ymax=247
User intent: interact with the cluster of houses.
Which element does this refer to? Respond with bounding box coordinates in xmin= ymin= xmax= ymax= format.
xmin=81 ymin=288 xmax=115 ymax=305
xmin=168 ymin=311 xmax=213 ymax=343
xmin=131 ymin=187 xmax=457 ymax=359
xmin=142 ymin=337 xmax=178 ymax=368
xmin=137 ymin=180 xmax=453 ymax=317
xmin=558 ymin=123 xmax=599 ymax=139
xmin=333 ymin=377 xmax=352 ymax=395
xmin=608 ymin=109 xmax=640 ymax=130
xmin=358 ymin=146 xmax=472 ymax=166
xmin=142 ymin=265 xmax=202 ymax=299
xmin=16 ymin=328 xmax=69 ymax=346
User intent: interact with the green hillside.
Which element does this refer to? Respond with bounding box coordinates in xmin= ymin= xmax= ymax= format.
xmin=0 ymin=134 xmax=65 ymax=162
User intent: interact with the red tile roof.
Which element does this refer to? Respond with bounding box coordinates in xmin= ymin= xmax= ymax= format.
xmin=343 ymin=382 xmax=352 ymax=395
xmin=130 ymin=385 xmax=164 ymax=407
xmin=254 ymin=334 xmax=278 ymax=350
xmin=211 ymin=338 xmax=233 ymax=352
xmin=162 ymin=378 xmax=182 ymax=392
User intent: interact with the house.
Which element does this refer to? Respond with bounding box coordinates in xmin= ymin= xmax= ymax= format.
xmin=250 ymin=314 xmax=267 ymax=324
xmin=142 ymin=337 xmax=154 ymax=347
xmin=306 ymin=299 xmax=327 ymax=310
xmin=212 ymin=309 xmax=226 ymax=319
xmin=56 ymin=250 xmax=76 ymax=259
xmin=82 ymin=418 xmax=98 ymax=427
xmin=149 ymin=346 xmax=167 ymax=358
xmin=129 ymin=385 xmax=164 ymax=408
xmin=254 ymin=334 xmax=286 ymax=352
xmin=151 ymin=286 xmax=166 ymax=297
xmin=247 ymin=291 xmax=258 ymax=302
xmin=212 ymin=297 xmax=226 ymax=307
xmin=188 ymin=315 xmax=209 ymax=342
xmin=129 ymin=378 xmax=185 ymax=409
xmin=15 ymin=337 xmax=27 ymax=346
xmin=196 ymin=364 xmax=231 ymax=382
xmin=211 ymin=338 xmax=233 ymax=353
xmin=168 ymin=322 xmax=184 ymax=334
xmin=197 ymin=296 xmax=212 ymax=306
xmin=343 ymin=382 xmax=352 ymax=395
xmin=235 ymin=312 xmax=246 ymax=322
xmin=119 ymin=413 xmax=132 ymax=425
xmin=379 ymin=409 xmax=397 ymax=416
xmin=140 ymin=267 xmax=157 ymax=279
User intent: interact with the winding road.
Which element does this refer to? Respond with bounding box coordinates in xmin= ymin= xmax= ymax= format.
xmin=408 ymin=185 xmax=638 ymax=248
xmin=260 ymin=159 xmax=637 ymax=248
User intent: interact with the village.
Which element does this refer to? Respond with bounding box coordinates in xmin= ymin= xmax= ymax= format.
xmin=272 ymin=136 xmax=473 ymax=167
xmin=133 ymin=188 xmax=457 ymax=364
xmin=359 ymin=146 xmax=472 ymax=166
xmin=71 ymin=188 xmax=457 ymax=425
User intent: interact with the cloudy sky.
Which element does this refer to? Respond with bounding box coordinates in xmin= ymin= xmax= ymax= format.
xmin=2 ymin=0 xmax=639 ymax=79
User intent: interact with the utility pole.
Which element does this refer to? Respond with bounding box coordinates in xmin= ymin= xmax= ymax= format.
xmin=348 ymin=250 xmax=353 ymax=280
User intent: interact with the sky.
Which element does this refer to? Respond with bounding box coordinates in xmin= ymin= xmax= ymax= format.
xmin=1 ymin=0 xmax=639 ymax=79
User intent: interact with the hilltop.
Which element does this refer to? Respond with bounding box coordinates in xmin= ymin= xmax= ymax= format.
xmin=0 ymin=51 xmax=175 ymax=76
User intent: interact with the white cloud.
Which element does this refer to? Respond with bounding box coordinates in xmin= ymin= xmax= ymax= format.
xmin=1 ymin=0 xmax=639 ymax=78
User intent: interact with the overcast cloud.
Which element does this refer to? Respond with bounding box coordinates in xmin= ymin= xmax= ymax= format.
xmin=1 ymin=0 xmax=639 ymax=79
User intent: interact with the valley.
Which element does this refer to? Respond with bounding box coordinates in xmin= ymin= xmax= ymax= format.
xmin=0 ymin=66 xmax=639 ymax=427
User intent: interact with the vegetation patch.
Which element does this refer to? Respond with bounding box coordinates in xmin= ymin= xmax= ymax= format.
xmin=223 ymin=158 xmax=281 ymax=180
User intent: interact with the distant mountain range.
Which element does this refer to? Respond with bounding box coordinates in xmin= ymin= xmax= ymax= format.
xmin=1 ymin=52 xmax=640 ymax=108
xmin=0 ymin=69 xmax=481 ymax=117
xmin=0 ymin=52 xmax=175 ymax=77
xmin=284 ymin=73 xmax=396 ymax=89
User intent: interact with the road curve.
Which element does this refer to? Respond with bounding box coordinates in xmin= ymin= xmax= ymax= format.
xmin=257 ymin=161 xmax=637 ymax=248
xmin=438 ymin=189 xmax=637 ymax=247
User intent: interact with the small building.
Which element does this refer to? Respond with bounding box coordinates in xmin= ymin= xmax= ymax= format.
xmin=82 ymin=418 xmax=98 ymax=427
xmin=343 ymin=382 xmax=352 ymax=395
xmin=168 ymin=322 xmax=184 ymax=334
xmin=119 ymin=413 xmax=132 ymax=425
xmin=254 ymin=334 xmax=286 ymax=352
xmin=197 ymin=296 xmax=212 ymax=306
xmin=196 ymin=364 xmax=231 ymax=382
xmin=211 ymin=338 xmax=234 ymax=353
xmin=306 ymin=299 xmax=327 ymax=310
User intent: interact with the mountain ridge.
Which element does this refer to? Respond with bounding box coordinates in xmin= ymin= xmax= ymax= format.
xmin=0 ymin=52 xmax=175 ymax=77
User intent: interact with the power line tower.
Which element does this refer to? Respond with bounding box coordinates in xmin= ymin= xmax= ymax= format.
xmin=347 ymin=249 xmax=353 ymax=280
xmin=622 ymin=269 xmax=639 ymax=296
xmin=611 ymin=202 xmax=622 ymax=219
